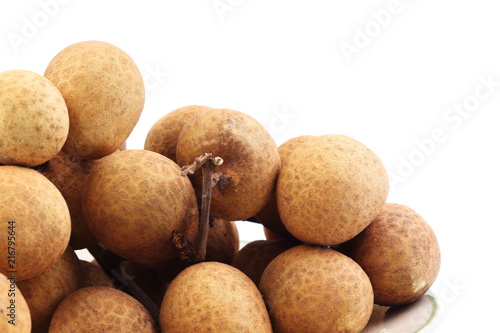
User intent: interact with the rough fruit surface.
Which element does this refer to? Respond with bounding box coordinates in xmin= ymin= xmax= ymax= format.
xmin=48 ymin=286 xmax=156 ymax=332
xmin=44 ymin=40 xmax=145 ymax=160
xmin=344 ymin=203 xmax=441 ymax=306
xmin=176 ymin=108 xmax=281 ymax=221
xmin=259 ymin=245 xmax=373 ymax=333
xmin=82 ymin=149 xmax=199 ymax=263
xmin=160 ymin=262 xmax=273 ymax=332
xmin=277 ymin=134 xmax=389 ymax=245
xmin=144 ymin=105 xmax=212 ymax=162
xmin=0 ymin=70 xmax=69 ymax=167
xmin=0 ymin=272 xmax=31 ymax=333
xmin=0 ymin=165 xmax=71 ymax=281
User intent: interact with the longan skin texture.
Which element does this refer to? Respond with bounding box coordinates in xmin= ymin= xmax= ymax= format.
xmin=0 ymin=70 xmax=69 ymax=167
xmin=160 ymin=262 xmax=273 ymax=333
xmin=0 ymin=165 xmax=71 ymax=281
xmin=343 ymin=203 xmax=441 ymax=306
xmin=40 ymin=150 xmax=99 ymax=250
xmin=17 ymin=246 xmax=82 ymax=333
xmin=144 ymin=105 xmax=212 ymax=162
xmin=82 ymin=150 xmax=199 ymax=263
xmin=277 ymin=134 xmax=389 ymax=245
xmin=48 ymin=286 xmax=157 ymax=333
xmin=259 ymin=245 xmax=374 ymax=333
xmin=205 ymin=218 xmax=240 ymax=264
xmin=255 ymin=135 xmax=315 ymax=238
xmin=0 ymin=272 xmax=31 ymax=333
xmin=176 ymin=108 xmax=281 ymax=221
xmin=79 ymin=260 xmax=115 ymax=288
xmin=44 ymin=40 xmax=145 ymax=160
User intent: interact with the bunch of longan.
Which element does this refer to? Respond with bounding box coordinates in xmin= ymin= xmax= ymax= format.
xmin=1 ymin=40 xmax=440 ymax=333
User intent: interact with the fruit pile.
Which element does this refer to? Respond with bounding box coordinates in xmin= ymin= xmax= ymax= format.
xmin=0 ymin=40 xmax=440 ymax=333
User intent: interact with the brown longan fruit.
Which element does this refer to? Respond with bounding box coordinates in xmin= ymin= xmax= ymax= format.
xmin=176 ymin=109 xmax=281 ymax=221
xmin=44 ymin=40 xmax=145 ymax=160
xmin=0 ymin=70 xmax=69 ymax=167
xmin=48 ymin=286 xmax=156 ymax=332
xmin=0 ymin=272 xmax=31 ymax=332
xmin=144 ymin=105 xmax=212 ymax=162
xmin=0 ymin=165 xmax=71 ymax=281
xmin=277 ymin=134 xmax=389 ymax=245
xmin=160 ymin=262 xmax=272 ymax=332
xmin=343 ymin=203 xmax=441 ymax=306
xmin=17 ymin=246 xmax=82 ymax=333
xmin=259 ymin=245 xmax=374 ymax=333
xmin=79 ymin=260 xmax=114 ymax=288
xmin=82 ymin=149 xmax=199 ymax=263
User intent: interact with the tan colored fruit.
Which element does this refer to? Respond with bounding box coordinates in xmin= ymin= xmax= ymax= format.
xmin=277 ymin=134 xmax=389 ymax=245
xmin=176 ymin=109 xmax=281 ymax=221
xmin=0 ymin=70 xmax=69 ymax=167
xmin=48 ymin=286 xmax=157 ymax=332
xmin=40 ymin=150 xmax=99 ymax=249
xmin=79 ymin=260 xmax=114 ymax=288
xmin=231 ymin=239 xmax=299 ymax=286
xmin=343 ymin=203 xmax=441 ymax=306
xmin=144 ymin=105 xmax=212 ymax=162
xmin=44 ymin=40 xmax=145 ymax=160
xmin=82 ymin=149 xmax=199 ymax=263
xmin=0 ymin=272 xmax=31 ymax=332
xmin=17 ymin=246 xmax=82 ymax=333
xmin=160 ymin=262 xmax=272 ymax=332
xmin=0 ymin=165 xmax=70 ymax=281
xmin=256 ymin=135 xmax=315 ymax=238
xmin=205 ymin=218 xmax=240 ymax=264
xmin=259 ymin=244 xmax=373 ymax=333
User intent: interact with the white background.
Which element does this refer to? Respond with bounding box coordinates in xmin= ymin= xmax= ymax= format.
xmin=2 ymin=1 xmax=499 ymax=331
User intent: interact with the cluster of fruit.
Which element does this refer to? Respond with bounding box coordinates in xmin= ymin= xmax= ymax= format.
xmin=0 ymin=40 xmax=440 ymax=333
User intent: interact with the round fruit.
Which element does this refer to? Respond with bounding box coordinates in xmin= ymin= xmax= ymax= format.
xmin=256 ymin=135 xmax=315 ymax=238
xmin=144 ymin=105 xmax=212 ymax=162
xmin=343 ymin=203 xmax=441 ymax=306
xmin=0 ymin=70 xmax=69 ymax=167
xmin=17 ymin=246 xmax=82 ymax=333
xmin=231 ymin=239 xmax=299 ymax=286
xmin=176 ymin=108 xmax=281 ymax=221
xmin=44 ymin=40 xmax=145 ymax=160
xmin=277 ymin=134 xmax=389 ymax=245
xmin=82 ymin=149 xmax=199 ymax=263
xmin=160 ymin=261 xmax=272 ymax=332
xmin=1 ymin=273 xmax=31 ymax=332
xmin=205 ymin=218 xmax=240 ymax=264
xmin=48 ymin=286 xmax=156 ymax=332
xmin=0 ymin=165 xmax=71 ymax=281
xmin=40 ymin=150 xmax=99 ymax=249
xmin=79 ymin=260 xmax=114 ymax=288
xmin=259 ymin=244 xmax=373 ymax=333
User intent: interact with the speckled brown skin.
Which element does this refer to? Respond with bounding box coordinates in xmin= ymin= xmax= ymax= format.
xmin=17 ymin=246 xmax=82 ymax=333
xmin=0 ymin=165 xmax=71 ymax=281
xmin=82 ymin=150 xmax=199 ymax=263
xmin=144 ymin=105 xmax=212 ymax=162
xmin=176 ymin=109 xmax=281 ymax=221
xmin=0 ymin=272 xmax=31 ymax=332
xmin=231 ymin=239 xmax=299 ymax=286
xmin=0 ymin=70 xmax=69 ymax=167
xmin=79 ymin=260 xmax=115 ymax=288
xmin=259 ymin=245 xmax=373 ymax=333
xmin=343 ymin=203 xmax=441 ymax=306
xmin=256 ymin=135 xmax=315 ymax=238
xmin=48 ymin=286 xmax=156 ymax=333
xmin=160 ymin=262 xmax=272 ymax=333
xmin=40 ymin=150 xmax=99 ymax=250
xmin=205 ymin=218 xmax=240 ymax=264
xmin=277 ymin=134 xmax=389 ymax=245
xmin=44 ymin=40 xmax=145 ymax=160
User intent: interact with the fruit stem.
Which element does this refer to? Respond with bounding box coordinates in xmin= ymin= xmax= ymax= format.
xmin=193 ymin=156 xmax=221 ymax=262
xmin=88 ymin=244 xmax=161 ymax=332
xmin=181 ymin=152 xmax=213 ymax=176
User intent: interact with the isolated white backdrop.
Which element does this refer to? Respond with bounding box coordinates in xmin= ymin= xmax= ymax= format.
xmin=2 ymin=1 xmax=499 ymax=331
